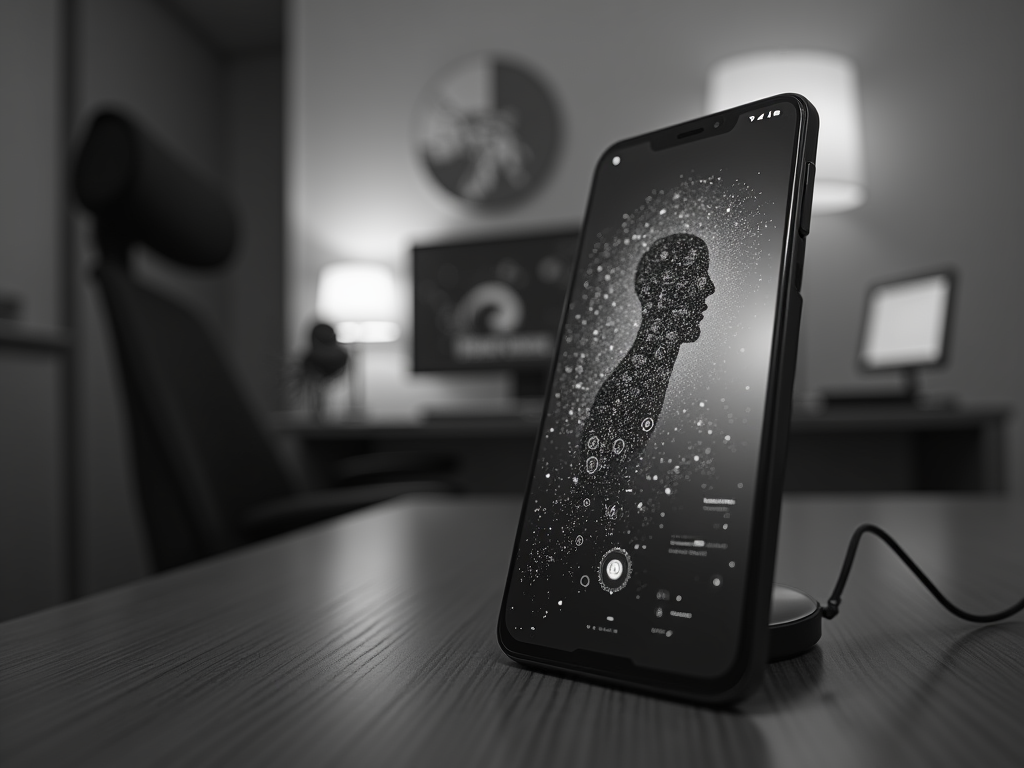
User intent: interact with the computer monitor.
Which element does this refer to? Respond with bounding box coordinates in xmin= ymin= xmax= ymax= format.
xmin=413 ymin=229 xmax=578 ymax=399
xmin=844 ymin=269 xmax=956 ymax=403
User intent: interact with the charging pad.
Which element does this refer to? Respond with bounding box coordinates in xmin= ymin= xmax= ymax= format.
xmin=768 ymin=584 xmax=821 ymax=662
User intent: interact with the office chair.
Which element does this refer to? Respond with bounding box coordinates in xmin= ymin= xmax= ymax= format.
xmin=75 ymin=110 xmax=445 ymax=571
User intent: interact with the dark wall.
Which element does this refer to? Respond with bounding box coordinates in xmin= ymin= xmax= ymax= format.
xmin=0 ymin=0 xmax=67 ymax=620
xmin=225 ymin=54 xmax=284 ymax=415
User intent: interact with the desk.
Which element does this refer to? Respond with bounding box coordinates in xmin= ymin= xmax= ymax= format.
xmin=285 ymin=416 xmax=540 ymax=493
xmin=787 ymin=406 xmax=1008 ymax=492
xmin=3 ymin=494 xmax=1023 ymax=767
xmin=280 ymin=405 xmax=1008 ymax=494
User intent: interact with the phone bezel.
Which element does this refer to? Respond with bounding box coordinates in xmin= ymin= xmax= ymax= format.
xmin=497 ymin=93 xmax=819 ymax=705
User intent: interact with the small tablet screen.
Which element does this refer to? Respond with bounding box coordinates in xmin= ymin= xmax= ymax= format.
xmin=860 ymin=273 xmax=952 ymax=371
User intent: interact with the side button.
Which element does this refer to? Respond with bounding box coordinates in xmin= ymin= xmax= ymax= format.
xmin=799 ymin=162 xmax=815 ymax=236
xmin=793 ymin=236 xmax=805 ymax=292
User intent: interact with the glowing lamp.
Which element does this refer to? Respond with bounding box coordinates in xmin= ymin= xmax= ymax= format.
xmin=315 ymin=261 xmax=400 ymax=344
xmin=706 ymin=50 xmax=866 ymax=213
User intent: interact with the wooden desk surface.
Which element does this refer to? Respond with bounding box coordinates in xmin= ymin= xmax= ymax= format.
xmin=3 ymin=494 xmax=1023 ymax=767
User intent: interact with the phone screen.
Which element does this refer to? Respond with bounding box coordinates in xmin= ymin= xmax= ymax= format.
xmin=504 ymin=101 xmax=801 ymax=679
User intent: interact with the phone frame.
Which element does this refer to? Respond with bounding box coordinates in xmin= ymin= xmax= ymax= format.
xmin=497 ymin=93 xmax=819 ymax=705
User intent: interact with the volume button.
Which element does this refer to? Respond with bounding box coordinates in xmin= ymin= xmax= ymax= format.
xmin=793 ymin=236 xmax=805 ymax=292
xmin=799 ymin=162 xmax=815 ymax=236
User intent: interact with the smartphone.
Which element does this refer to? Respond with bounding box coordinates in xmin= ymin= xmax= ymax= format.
xmin=497 ymin=94 xmax=818 ymax=705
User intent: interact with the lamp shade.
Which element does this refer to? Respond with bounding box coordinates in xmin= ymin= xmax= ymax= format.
xmin=706 ymin=50 xmax=865 ymax=213
xmin=316 ymin=261 xmax=400 ymax=343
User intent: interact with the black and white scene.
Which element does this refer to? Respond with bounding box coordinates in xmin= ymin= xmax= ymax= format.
xmin=1 ymin=1 xmax=1022 ymax=766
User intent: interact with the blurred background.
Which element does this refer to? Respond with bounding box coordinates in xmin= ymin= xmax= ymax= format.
xmin=1 ymin=0 xmax=1021 ymax=620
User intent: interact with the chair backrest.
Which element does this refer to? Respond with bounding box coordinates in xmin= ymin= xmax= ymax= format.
xmin=76 ymin=111 xmax=295 ymax=569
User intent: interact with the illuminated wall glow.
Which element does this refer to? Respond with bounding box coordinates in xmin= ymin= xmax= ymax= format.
xmin=706 ymin=50 xmax=866 ymax=214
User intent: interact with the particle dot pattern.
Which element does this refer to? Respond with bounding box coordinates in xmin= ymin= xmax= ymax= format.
xmin=506 ymin=172 xmax=780 ymax=637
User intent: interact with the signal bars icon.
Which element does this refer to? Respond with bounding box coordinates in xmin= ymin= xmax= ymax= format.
xmin=749 ymin=110 xmax=782 ymax=122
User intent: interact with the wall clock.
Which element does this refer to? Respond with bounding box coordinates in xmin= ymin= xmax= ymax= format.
xmin=414 ymin=55 xmax=560 ymax=208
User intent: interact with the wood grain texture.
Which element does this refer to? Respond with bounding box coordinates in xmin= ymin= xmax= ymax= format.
xmin=2 ymin=494 xmax=1023 ymax=767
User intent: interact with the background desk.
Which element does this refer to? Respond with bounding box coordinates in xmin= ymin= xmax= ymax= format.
xmin=3 ymin=494 xmax=1023 ymax=767
xmin=786 ymin=405 xmax=1007 ymax=492
xmin=280 ymin=405 xmax=1008 ymax=494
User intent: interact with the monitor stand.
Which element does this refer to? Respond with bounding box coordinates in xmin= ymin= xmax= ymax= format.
xmin=768 ymin=584 xmax=821 ymax=662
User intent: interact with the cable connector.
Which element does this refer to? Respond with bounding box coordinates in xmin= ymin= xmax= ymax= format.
xmin=822 ymin=598 xmax=840 ymax=620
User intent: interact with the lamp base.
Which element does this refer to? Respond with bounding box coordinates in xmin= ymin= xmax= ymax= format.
xmin=768 ymin=584 xmax=821 ymax=662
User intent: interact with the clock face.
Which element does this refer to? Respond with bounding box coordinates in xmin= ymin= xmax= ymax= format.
xmin=414 ymin=55 xmax=560 ymax=207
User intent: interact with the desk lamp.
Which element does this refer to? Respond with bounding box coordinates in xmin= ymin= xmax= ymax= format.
xmin=707 ymin=50 xmax=866 ymax=214
xmin=315 ymin=261 xmax=400 ymax=414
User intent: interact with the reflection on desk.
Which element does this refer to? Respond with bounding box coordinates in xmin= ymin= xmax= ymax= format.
xmin=2 ymin=494 xmax=1023 ymax=767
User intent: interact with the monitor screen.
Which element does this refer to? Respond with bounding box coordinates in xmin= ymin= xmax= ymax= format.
xmin=859 ymin=271 xmax=954 ymax=371
xmin=413 ymin=230 xmax=578 ymax=372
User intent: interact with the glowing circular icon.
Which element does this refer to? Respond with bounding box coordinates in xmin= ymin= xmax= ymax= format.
xmin=587 ymin=435 xmax=600 ymax=450
xmin=574 ymin=535 xmax=584 ymax=546
xmin=585 ymin=456 xmax=599 ymax=474
xmin=641 ymin=417 xmax=654 ymax=432
xmin=580 ymin=575 xmax=590 ymax=587
xmin=582 ymin=498 xmax=591 ymax=507
xmin=597 ymin=547 xmax=632 ymax=593
xmin=612 ymin=437 xmax=625 ymax=455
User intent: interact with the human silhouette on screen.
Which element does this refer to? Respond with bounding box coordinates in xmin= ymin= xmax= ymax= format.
xmin=575 ymin=233 xmax=715 ymax=522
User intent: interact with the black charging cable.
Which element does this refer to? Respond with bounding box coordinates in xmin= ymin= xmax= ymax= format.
xmin=822 ymin=523 xmax=1024 ymax=622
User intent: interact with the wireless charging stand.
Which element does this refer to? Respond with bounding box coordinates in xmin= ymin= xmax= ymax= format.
xmin=768 ymin=584 xmax=821 ymax=662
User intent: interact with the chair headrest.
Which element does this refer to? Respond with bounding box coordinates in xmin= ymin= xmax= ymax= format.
xmin=76 ymin=111 xmax=236 ymax=268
